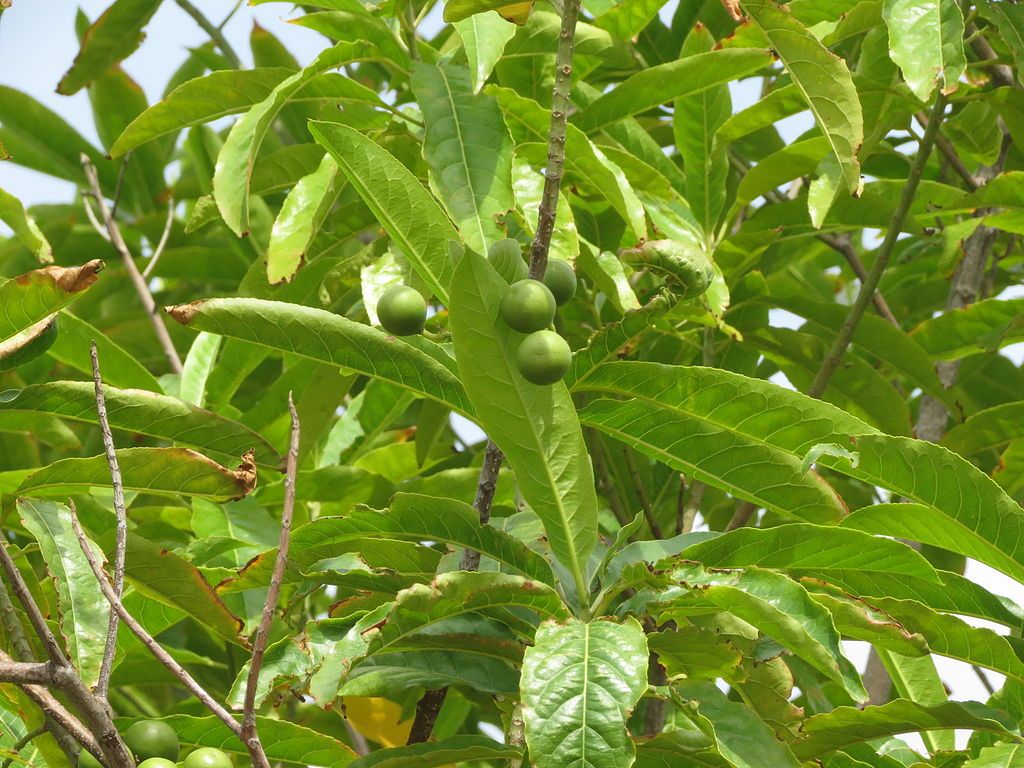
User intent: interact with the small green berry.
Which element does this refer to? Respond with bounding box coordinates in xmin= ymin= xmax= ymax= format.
xmin=542 ymin=259 xmax=577 ymax=305
xmin=376 ymin=285 xmax=428 ymax=336
xmin=182 ymin=747 xmax=234 ymax=768
xmin=500 ymin=280 xmax=556 ymax=334
xmin=124 ymin=720 xmax=179 ymax=762
xmin=517 ymin=330 xmax=571 ymax=385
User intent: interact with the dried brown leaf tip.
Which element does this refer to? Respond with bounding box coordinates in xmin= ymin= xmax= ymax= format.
xmin=16 ymin=259 xmax=104 ymax=293
xmin=233 ymin=450 xmax=258 ymax=499
xmin=721 ymin=0 xmax=743 ymax=21
xmin=165 ymin=302 xmax=200 ymax=325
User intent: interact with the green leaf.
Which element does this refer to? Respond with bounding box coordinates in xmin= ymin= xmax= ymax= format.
xmin=741 ymin=0 xmax=863 ymax=194
xmin=681 ymin=524 xmax=939 ymax=583
xmin=119 ymin=715 xmax=356 ymax=766
xmin=411 ymin=63 xmax=515 ymax=255
xmin=109 ymin=68 xmax=293 ymax=157
xmin=450 ymin=251 xmax=598 ymax=593
xmin=0 ymin=86 xmax=113 ymax=186
xmin=678 ymin=681 xmax=801 ymax=768
xmin=16 ymin=447 xmax=257 ymax=501
xmin=0 ymin=382 xmax=281 ymax=468
xmin=18 ymin=499 xmax=108 ymax=688
xmin=267 ymin=154 xmax=343 ymax=284
xmin=521 ymin=618 xmax=649 ymax=768
xmin=875 ymin=650 xmax=953 ymax=753
xmin=648 ymin=627 xmax=744 ymax=682
xmin=944 ymin=401 xmax=1024 ymax=455
xmin=166 ymin=298 xmax=471 ymax=415
xmin=807 ymin=589 xmax=928 ymax=657
xmin=179 ymin=331 xmax=222 ymax=407
xmin=964 ymin=744 xmax=1024 ymax=767
xmin=348 ymin=736 xmax=521 ymax=768
xmin=911 ymin=297 xmax=1024 ymax=360
xmin=46 ymin=312 xmax=161 ymax=392
xmin=309 ymin=121 xmax=459 ymax=303
xmin=0 ymin=260 xmax=104 ymax=344
xmin=444 ymin=0 xmax=533 ymax=23
xmin=575 ymin=362 xmax=865 ymax=522
xmin=228 ymin=493 xmax=555 ymax=589
xmin=835 ymin=435 xmax=1024 ymax=583
xmin=573 ymin=49 xmax=771 ymax=133
xmin=981 ymin=3 xmax=1024 ymax=85
xmin=213 ymin=44 xmax=374 ymax=236
xmin=0 ymin=187 xmax=52 ymax=263
xmin=882 ymin=0 xmax=966 ymax=101
xmin=660 ymin=564 xmax=867 ymax=702
xmin=792 ymin=700 xmax=1019 ymax=760
xmin=56 ymin=0 xmax=162 ymax=95
xmin=674 ymin=25 xmax=731 ymax=241
xmin=454 ymin=12 xmax=516 ymax=93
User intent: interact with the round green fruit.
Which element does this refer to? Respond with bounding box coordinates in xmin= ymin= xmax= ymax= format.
xmin=542 ymin=259 xmax=577 ymax=305
xmin=376 ymin=285 xmax=427 ymax=336
xmin=124 ymin=720 xmax=179 ymax=762
xmin=488 ymin=239 xmax=529 ymax=284
xmin=516 ymin=330 xmax=571 ymax=385
xmin=138 ymin=760 xmax=177 ymax=768
xmin=500 ymin=280 xmax=556 ymax=334
xmin=183 ymin=747 xmax=233 ymax=768
xmin=79 ymin=751 xmax=102 ymax=768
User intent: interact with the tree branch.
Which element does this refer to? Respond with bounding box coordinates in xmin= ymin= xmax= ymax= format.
xmin=80 ymin=155 xmax=183 ymax=374
xmin=458 ymin=441 xmax=505 ymax=571
xmin=173 ymin=0 xmax=242 ymax=68
xmin=808 ymin=92 xmax=948 ymax=399
xmin=241 ymin=395 xmax=300 ymax=768
xmin=68 ymin=502 xmax=243 ymax=739
xmin=527 ymin=0 xmax=583 ymax=280
xmin=0 ymin=659 xmax=60 ymax=686
xmin=90 ymin=343 xmax=125 ymax=705
xmin=0 ymin=580 xmax=79 ymax=763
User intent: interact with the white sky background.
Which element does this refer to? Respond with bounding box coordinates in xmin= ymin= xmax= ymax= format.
xmin=4 ymin=1 xmax=1024 ymax=749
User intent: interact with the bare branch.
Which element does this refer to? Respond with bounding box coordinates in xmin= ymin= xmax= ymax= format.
xmin=141 ymin=198 xmax=175 ymax=280
xmin=808 ymin=92 xmax=948 ymax=399
xmin=241 ymin=395 xmax=300 ymax=768
xmin=0 ymin=651 xmax=105 ymax=765
xmin=0 ymin=580 xmax=79 ymax=762
xmin=68 ymin=501 xmax=243 ymax=738
xmin=458 ymin=441 xmax=505 ymax=571
xmin=79 ymin=154 xmax=183 ymax=374
xmin=527 ymin=0 xmax=583 ymax=280
xmin=79 ymin=192 xmax=111 ymax=242
xmin=817 ymin=233 xmax=899 ymax=325
xmin=110 ymin=152 xmax=132 ymax=218
xmin=0 ymin=659 xmax=59 ymax=686
xmin=90 ymin=342 xmax=125 ymax=703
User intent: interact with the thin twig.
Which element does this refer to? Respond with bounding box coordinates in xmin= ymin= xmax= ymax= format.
xmin=808 ymin=92 xmax=948 ymax=399
xmin=173 ymin=0 xmax=241 ymax=67
xmin=1 ymin=725 xmax=46 ymax=768
xmin=915 ymin=110 xmax=978 ymax=191
xmin=0 ymin=659 xmax=61 ymax=686
xmin=622 ymin=448 xmax=661 ymax=538
xmin=80 ymin=192 xmax=111 ymax=242
xmin=90 ymin=342 xmax=125 ymax=704
xmin=0 ymin=539 xmax=68 ymax=668
xmin=817 ymin=233 xmax=899 ymax=325
xmin=141 ymin=198 xmax=175 ymax=280
xmin=241 ymin=395 xmax=300 ymax=768
xmin=80 ymin=154 xmax=183 ymax=374
xmin=109 ymin=152 xmax=132 ymax=219
xmin=68 ymin=502 xmax=243 ymax=738
xmin=406 ymin=688 xmax=447 ymax=745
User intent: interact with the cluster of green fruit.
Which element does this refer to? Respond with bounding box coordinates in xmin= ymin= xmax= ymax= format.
xmin=79 ymin=721 xmax=232 ymax=768
xmin=372 ymin=239 xmax=577 ymax=387
xmin=488 ymin=240 xmax=576 ymax=386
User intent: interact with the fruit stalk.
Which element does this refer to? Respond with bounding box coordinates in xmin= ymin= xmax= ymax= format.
xmin=527 ymin=0 xmax=582 ymax=280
